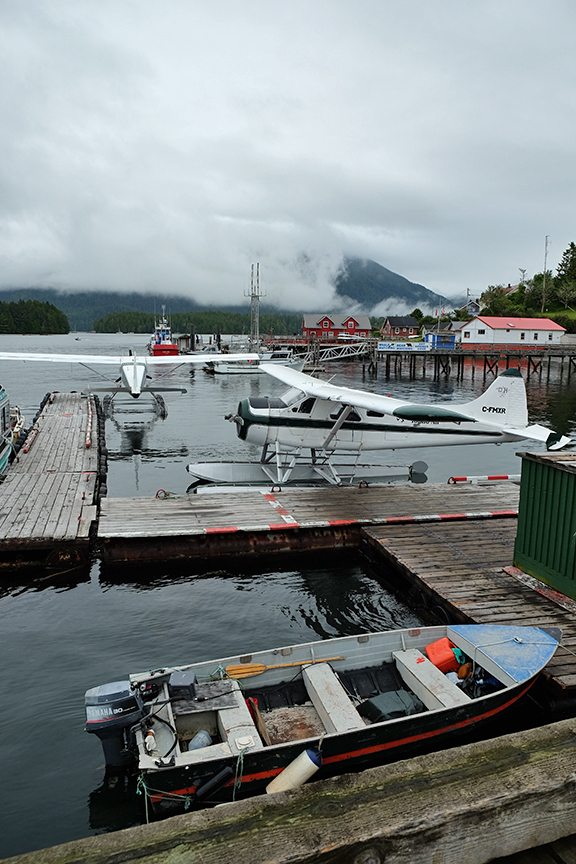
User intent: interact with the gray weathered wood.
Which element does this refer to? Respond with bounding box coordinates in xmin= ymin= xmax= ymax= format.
xmin=6 ymin=717 xmax=576 ymax=864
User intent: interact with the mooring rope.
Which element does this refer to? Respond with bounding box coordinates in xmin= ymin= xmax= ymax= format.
xmin=136 ymin=775 xmax=195 ymax=819
xmin=233 ymin=745 xmax=252 ymax=801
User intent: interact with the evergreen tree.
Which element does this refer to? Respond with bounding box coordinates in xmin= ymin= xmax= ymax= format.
xmin=556 ymin=280 xmax=576 ymax=309
xmin=0 ymin=299 xmax=69 ymax=334
xmin=556 ymin=242 xmax=576 ymax=283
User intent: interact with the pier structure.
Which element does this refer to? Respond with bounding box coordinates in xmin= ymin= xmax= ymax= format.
xmin=375 ymin=346 xmax=576 ymax=382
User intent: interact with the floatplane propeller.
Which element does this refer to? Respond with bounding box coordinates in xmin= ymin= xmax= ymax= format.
xmin=187 ymin=365 xmax=572 ymax=488
xmin=0 ymin=350 xmax=259 ymax=398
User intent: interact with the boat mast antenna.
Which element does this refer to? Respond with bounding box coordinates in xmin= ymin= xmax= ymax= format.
xmin=245 ymin=263 xmax=266 ymax=351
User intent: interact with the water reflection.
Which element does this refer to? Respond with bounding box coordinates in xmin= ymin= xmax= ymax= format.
xmin=0 ymin=566 xmax=91 ymax=600
xmin=88 ymin=772 xmax=141 ymax=833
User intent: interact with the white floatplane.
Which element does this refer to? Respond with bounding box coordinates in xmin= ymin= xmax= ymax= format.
xmin=186 ymin=366 xmax=571 ymax=488
xmin=0 ymin=350 xmax=259 ymax=400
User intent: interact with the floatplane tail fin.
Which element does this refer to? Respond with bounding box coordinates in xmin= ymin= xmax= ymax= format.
xmin=456 ymin=369 xmax=528 ymax=427
xmin=458 ymin=369 xmax=571 ymax=450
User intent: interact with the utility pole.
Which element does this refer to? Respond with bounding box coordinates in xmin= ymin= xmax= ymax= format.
xmin=519 ymin=268 xmax=526 ymax=286
xmin=541 ymin=236 xmax=549 ymax=314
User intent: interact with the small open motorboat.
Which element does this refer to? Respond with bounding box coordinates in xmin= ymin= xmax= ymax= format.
xmin=85 ymin=623 xmax=559 ymax=815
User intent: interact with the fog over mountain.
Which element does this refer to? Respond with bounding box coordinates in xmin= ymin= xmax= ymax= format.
xmin=0 ymin=257 xmax=451 ymax=330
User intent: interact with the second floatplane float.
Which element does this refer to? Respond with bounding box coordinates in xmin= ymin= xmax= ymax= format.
xmin=85 ymin=623 xmax=559 ymax=815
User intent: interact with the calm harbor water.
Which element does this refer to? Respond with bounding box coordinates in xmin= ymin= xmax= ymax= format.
xmin=1 ymin=333 xmax=575 ymax=857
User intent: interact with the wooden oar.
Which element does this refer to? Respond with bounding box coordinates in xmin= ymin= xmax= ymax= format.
xmin=225 ymin=656 xmax=345 ymax=679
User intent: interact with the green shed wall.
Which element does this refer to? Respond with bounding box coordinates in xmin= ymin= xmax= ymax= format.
xmin=514 ymin=457 xmax=576 ymax=599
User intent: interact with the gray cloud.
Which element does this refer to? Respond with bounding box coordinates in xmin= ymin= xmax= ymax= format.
xmin=1 ymin=0 xmax=575 ymax=310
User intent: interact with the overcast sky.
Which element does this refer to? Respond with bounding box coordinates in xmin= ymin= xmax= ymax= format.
xmin=1 ymin=0 xmax=575 ymax=310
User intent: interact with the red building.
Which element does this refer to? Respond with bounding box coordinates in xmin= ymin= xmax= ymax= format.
xmin=302 ymin=313 xmax=372 ymax=340
xmin=380 ymin=316 xmax=420 ymax=339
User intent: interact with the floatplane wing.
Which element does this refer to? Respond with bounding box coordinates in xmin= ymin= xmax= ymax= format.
xmin=259 ymin=365 xmax=572 ymax=451
xmin=0 ymin=351 xmax=259 ymax=398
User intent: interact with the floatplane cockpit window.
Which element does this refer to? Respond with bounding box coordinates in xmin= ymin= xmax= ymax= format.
xmin=367 ymin=410 xmax=385 ymax=418
xmin=330 ymin=406 xmax=362 ymax=422
xmin=281 ymin=387 xmax=305 ymax=406
xmin=248 ymin=397 xmax=288 ymax=409
xmin=293 ymin=397 xmax=316 ymax=414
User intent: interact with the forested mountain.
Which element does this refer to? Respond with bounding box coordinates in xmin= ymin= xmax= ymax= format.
xmin=335 ymin=258 xmax=448 ymax=310
xmin=0 ymin=257 xmax=449 ymax=330
xmin=0 ymin=299 xmax=69 ymax=334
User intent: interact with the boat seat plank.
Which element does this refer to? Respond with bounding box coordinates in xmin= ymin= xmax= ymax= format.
xmin=393 ymin=649 xmax=470 ymax=711
xmin=217 ymin=681 xmax=264 ymax=755
xmin=302 ymin=662 xmax=365 ymax=733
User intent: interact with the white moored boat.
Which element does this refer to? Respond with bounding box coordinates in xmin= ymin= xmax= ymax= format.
xmin=204 ymin=349 xmax=304 ymax=374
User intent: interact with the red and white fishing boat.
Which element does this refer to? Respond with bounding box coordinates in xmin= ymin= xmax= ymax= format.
xmin=148 ymin=307 xmax=179 ymax=357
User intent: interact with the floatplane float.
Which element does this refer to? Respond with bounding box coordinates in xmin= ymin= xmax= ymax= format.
xmin=85 ymin=623 xmax=560 ymax=814
xmin=0 ymin=350 xmax=259 ymax=403
xmin=186 ymin=366 xmax=572 ymax=488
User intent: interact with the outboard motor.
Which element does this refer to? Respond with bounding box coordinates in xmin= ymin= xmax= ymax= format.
xmin=85 ymin=681 xmax=146 ymax=767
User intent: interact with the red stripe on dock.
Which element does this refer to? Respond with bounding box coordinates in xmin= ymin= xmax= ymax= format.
xmin=261 ymin=491 xmax=299 ymax=525
xmin=268 ymin=523 xmax=299 ymax=530
xmin=205 ymin=526 xmax=239 ymax=534
xmin=384 ymin=516 xmax=416 ymax=524
xmin=328 ymin=519 xmax=358 ymax=526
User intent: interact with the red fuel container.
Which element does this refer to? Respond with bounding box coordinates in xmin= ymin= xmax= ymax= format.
xmin=425 ymin=637 xmax=460 ymax=673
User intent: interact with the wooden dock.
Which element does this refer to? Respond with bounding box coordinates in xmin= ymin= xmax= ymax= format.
xmin=0 ymin=392 xmax=103 ymax=568
xmin=362 ymin=519 xmax=576 ymax=701
xmin=375 ymin=346 xmax=576 ymax=383
xmin=2 ymin=389 xmax=574 ymax=701
xmin=96 ymin=482 xmax=521 ymax=562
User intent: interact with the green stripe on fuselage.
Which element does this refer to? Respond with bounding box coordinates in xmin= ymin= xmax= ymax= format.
xmin=392 ymin=405 xmax=476 ymax=421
